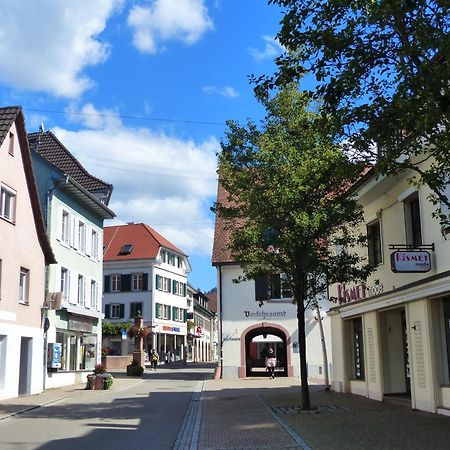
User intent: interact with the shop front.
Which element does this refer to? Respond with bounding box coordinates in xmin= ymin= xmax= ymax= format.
xmin=154 ymin=324 xmax=186 ymax=363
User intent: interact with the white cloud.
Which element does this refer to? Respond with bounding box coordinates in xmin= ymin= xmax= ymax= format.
xmin=127 ymin=0 xmax=213 ymax=54
xmin=249 ymin=35 xmax=284 ymax=62
xmin=53 ymin=104 xmax=218 ymax=255
xmin=0 ymin=0 xmax=121 ymax=97
xmin=202 ymin=86 xmax=239 ymax=98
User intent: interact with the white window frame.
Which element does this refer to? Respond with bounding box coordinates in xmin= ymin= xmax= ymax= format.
xmin=61 ymin=267 xmax=70 ymax=301
xmin=110 ymin=303 xmax=121 ymax=319
xmin=90 ymin=280 xmax=97 ymax=310
xmin=111 ymin=274 xmax=121 ymax=292
xmin=91 ymin=229 xmax=99 ymax=260
xmin=19 ymin=267 xmax=29 ymax=304
xmin=0 ymin=184 xmax=16 ymax=223
xmin=78 ymin=221 xmax=86 ymax=253
xmin=77 ymin=275 xmax=85 ymax=305
xmin=132 ymin=273 xmax=143 ymax=291
xmin=61 ymin=210 xmax=70 ymax=244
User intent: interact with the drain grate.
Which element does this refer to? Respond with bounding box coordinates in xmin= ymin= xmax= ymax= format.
xmin=273 ymin=404 xmax=349 ymax=415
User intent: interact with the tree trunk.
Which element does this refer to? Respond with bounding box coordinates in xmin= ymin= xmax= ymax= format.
xmin=296 ymin=270 xmax=310 ymax=410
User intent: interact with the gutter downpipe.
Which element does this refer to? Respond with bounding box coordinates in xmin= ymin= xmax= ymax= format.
xmin=219 ymin=265 xmax=223 ymax=379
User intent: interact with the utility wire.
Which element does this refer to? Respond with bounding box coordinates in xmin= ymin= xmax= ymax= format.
xmin=23 ymin=108 xmax=225 ymax=126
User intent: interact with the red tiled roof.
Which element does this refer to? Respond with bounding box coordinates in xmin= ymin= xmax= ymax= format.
xmin=212 ymin=179 xmax=244 ymax=265
xmin=0 ymin=106 xmax=55 ymax=265
xmin=103 ymin=223 xmax=186 ymax=261
xmin=28 ymin=131 xmax=112 ymax=196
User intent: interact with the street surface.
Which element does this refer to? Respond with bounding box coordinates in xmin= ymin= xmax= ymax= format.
xmin=0 ymin=365 xmax=212 ymax=450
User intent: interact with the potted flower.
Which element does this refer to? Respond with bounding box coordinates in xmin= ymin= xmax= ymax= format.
xmin=127 ymin=325 xmax=150 ymax=338
xmin=86 ymin=364 xmax=114 ymax=390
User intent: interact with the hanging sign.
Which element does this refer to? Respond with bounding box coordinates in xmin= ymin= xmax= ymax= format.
xmin=390 ymin=251 xmax=431 ymax=273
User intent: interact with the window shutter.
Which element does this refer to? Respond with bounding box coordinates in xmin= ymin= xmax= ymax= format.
xmin=72 ymin=217 xmax=78 ymax=249
xmin=57 ymin=207 xmax=62 ymax=241
xmin=155 ymin=303 xmax=160 ymax=318
xmin=172 ymin=306 xmax=176 ymax=320
xmin=184 ymin=309 xmax=187 ymax=322
xmin=84 ymin=278 xmax=90 ymax=308
xmin=105 ymin=304 xmax=111 ymax=318
xmin=183 ymin=283 xmax=187 ymax=297
xmin=104 ymin=275 xmax=110 ymax=293
xmin=156 ymin=274 xmax=160 ymax=290
xmin=168 ymin=278 xmax=172 ymax=293
xmin=69 ymin=272 xmax=78 ymax=304
xmin=86 ymin=227 xmax=92 ymax=257
xmin=119 ymin=304 xmax=125 ymax=319
xmin=172 ymin=279 xmax=177 ymax=294
xmin=122 ymin=274 xmax=131 ymax=292
xmin=143 ymin=273 xmax=148 ymax=291
xmin=98 ymin=231 xmax=103 ymax=262
xmin=254 ymin=275 xmax=269 ymax=302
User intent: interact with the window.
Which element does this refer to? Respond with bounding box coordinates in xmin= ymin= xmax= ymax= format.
xmin=255 ymin=273 xmax=292 ymax=301
xmin=110 ymin=304 xmax=122 ymax=319
xmin=130 ymin=302 xmax=143 ymax=318
xmin=90 ymin=280 xmax=97 ymax=309
xmin=155 ymin=303 xmax=171 ymax=320
xmin=350 ymin=317 xmax=365 ymax=380
xmin=19 ymin=268 xmax=29 ymax=304
xmin=156 ymin=275 xmax=171 ymax=292
xmin=119 ymin=244 xmax=133 ymax=255
xmin=367 ymin=220 xmax=382 ymax=266
xmin=443 ymin=298 xmax=450 ymax=379
xmin=78 ymin=221 xmax=86 ymax=253
xmin=91 ymin=230 xmax=98 ymax=259
xmin=111 ymin=274 xmax=121 ymax=292
xmin=8 ymin=132 xmax=14 ymax=156
xmin=60 ymin=267 xmax=70 ymax=300
xmin=61 ymin=210 xmax=70 ymax=244
xmin=77 ymin=275 xmax=85 ymax=305
xmin=132 ymin=273 xmax=143 ymax=291
xmin=0 ymin=184 xmax=16 ymax=222
xmin=404 ymin=193 xmax=422 ymax=247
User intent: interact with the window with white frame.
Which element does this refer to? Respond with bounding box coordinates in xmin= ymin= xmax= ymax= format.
xmin=0 ymin=184 xmax=16 ymax=223
xmin=60 ymin=267 xmax=70 ymax=300
xmin=19 ymin=267 xmax=29 ymax=304
xmin=90 ymin=280 xmax=97 ymax=309
xmin=78 ymin=221 xmax=86 ymax=253
xmin=77 ymin=275 xmax=85 ymax=305
xmin=110 ymin=303 xmax=121 ymax=319
xmin=61 ymin=210 xmax=70 ymax=244
xmin=111 ymin=274 xmax=121 ymax=292
xmin=132 ymin=273 xmax=143 ymax=291
xmin=404 ymin=193 xmax=422 ymax=247
xmin=91 ymin=230 xmax=98 ymax=259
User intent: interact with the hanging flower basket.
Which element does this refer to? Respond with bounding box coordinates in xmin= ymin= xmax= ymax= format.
xmin=127 ymin=325 xmax=150 ymax=338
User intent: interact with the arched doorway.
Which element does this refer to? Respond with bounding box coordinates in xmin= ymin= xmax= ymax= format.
xmin=240 ymin=323 xmax=293 ymax=377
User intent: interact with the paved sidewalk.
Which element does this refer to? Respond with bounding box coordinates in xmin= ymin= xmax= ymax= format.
xmin=197 ymin=377 xmax=450 ymax=450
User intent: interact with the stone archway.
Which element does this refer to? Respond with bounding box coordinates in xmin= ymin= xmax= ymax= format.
xmin=239 ymin=322 xmax=294 ymax=378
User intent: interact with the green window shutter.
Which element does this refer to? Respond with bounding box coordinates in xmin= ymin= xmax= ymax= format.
xmin=172 ymin=306 xmax=176 ymax=320
xmin=105 ymin=304 xmax=110 ymax=318
xmin=143 ymin=273 xmax=148 ymax=291
xmin=156 ymin=274 xmax=160 ymax=290
xmin=104 ymin=275 xmax=110 ymax=293
xmin=119 ymin=304 xmax=125 ymax=319
xmin=184 ymin=309 xmax=187 ymax=322
xmin=155 ymin=303 xmax=160 ymax=318
xmin=172 ymin=279 xmax=177 ymax=294
xmin=183 ymin=283 xmax=187 ymax=297
xmin=122 ymin=274 xmax=131 ymax=292
xmin=168 ymin=278 xmax=172 ymax=293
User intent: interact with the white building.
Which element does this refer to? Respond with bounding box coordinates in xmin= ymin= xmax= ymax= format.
xmin=103 ymin=223 xmax=191 ymax=362
xmin=29 ymin=130 xmax=114 ymax=388
xmin=212 ymin=181 xmax=332 ymax=380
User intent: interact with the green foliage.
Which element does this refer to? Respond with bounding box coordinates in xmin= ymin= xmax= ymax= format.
xmin=103 ymin=374 xmax=113 ymax=390
xmin=216 ymin=85 xmax=372 ymax=305
xmin=262 ymin=1 xmax=450 ymax=224
xmin=102 ymin=321 xmax=130 ymax=337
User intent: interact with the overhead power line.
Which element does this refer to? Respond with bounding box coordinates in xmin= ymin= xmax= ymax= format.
xmin=23 ymin=108 xmax=225 ymax=126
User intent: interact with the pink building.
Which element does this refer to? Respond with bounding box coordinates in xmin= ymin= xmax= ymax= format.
xmin=0 ymin=107 xmax=55 ymax=400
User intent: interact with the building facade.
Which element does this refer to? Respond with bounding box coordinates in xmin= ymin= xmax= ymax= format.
xmin=0 ymin=107 xmax=55 ymax=400
xmin=29 ymin=130 xmax=114 ymax=388
xmin=329 ymin=165 xmax=450 ymax=415
xmin=212 ymin=182 xmax=332 ymax=380
xmin=102 ymin=223 xmax=191 ymax=363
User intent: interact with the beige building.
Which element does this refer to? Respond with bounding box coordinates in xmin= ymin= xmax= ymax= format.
xmin=329 ymin=163 xmax=450 ymax=415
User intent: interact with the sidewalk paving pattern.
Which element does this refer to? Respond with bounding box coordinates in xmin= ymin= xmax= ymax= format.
xmin=2 ymin=368 xmax=450 ymax=450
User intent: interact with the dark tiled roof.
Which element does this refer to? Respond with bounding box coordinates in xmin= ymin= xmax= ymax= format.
xmin=28 ymin=131 xmax=112 ymax=194
xmin=205 ymin=293 xmax=217 ymax=313
xmin=0 ymin=106 xmax=55 ymax=264
xmin=104 ymin=223 xmax=187 ymax=262
xmin=0 ymin=106 xmax=21 ymax=147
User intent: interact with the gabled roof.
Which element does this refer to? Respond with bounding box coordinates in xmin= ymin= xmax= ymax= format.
xmin=0 ymin=106 xmax=55 ymax=265
xmin=212 ymin=179 xmax=243 ymax=265
xmin=28 ymin=130 xmax=113 ymax=202
xmin=103 ymin=222 xmax=187 ymax=262
xmin=205 ymin=293 xmax=217 ymax=313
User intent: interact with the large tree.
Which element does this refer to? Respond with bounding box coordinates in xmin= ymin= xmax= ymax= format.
xmin=215 ymin=86 xmax=372 ymax=409
xmin=258 ymin=1 xmax=450 ymax=223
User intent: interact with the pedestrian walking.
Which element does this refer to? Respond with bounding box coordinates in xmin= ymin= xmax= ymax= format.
xmin=265 ymin=348 xmax=277 ymax=379
xmin=150 ymin=349 xmax=159 ymax=371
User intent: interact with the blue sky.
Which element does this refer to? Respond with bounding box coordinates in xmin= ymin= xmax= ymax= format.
xmin=0 ymin=0 xmax=285 ymax=291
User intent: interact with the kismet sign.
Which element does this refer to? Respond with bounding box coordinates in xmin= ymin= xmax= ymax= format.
xmin=390 ymin=251 xmax=431 ymax=273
